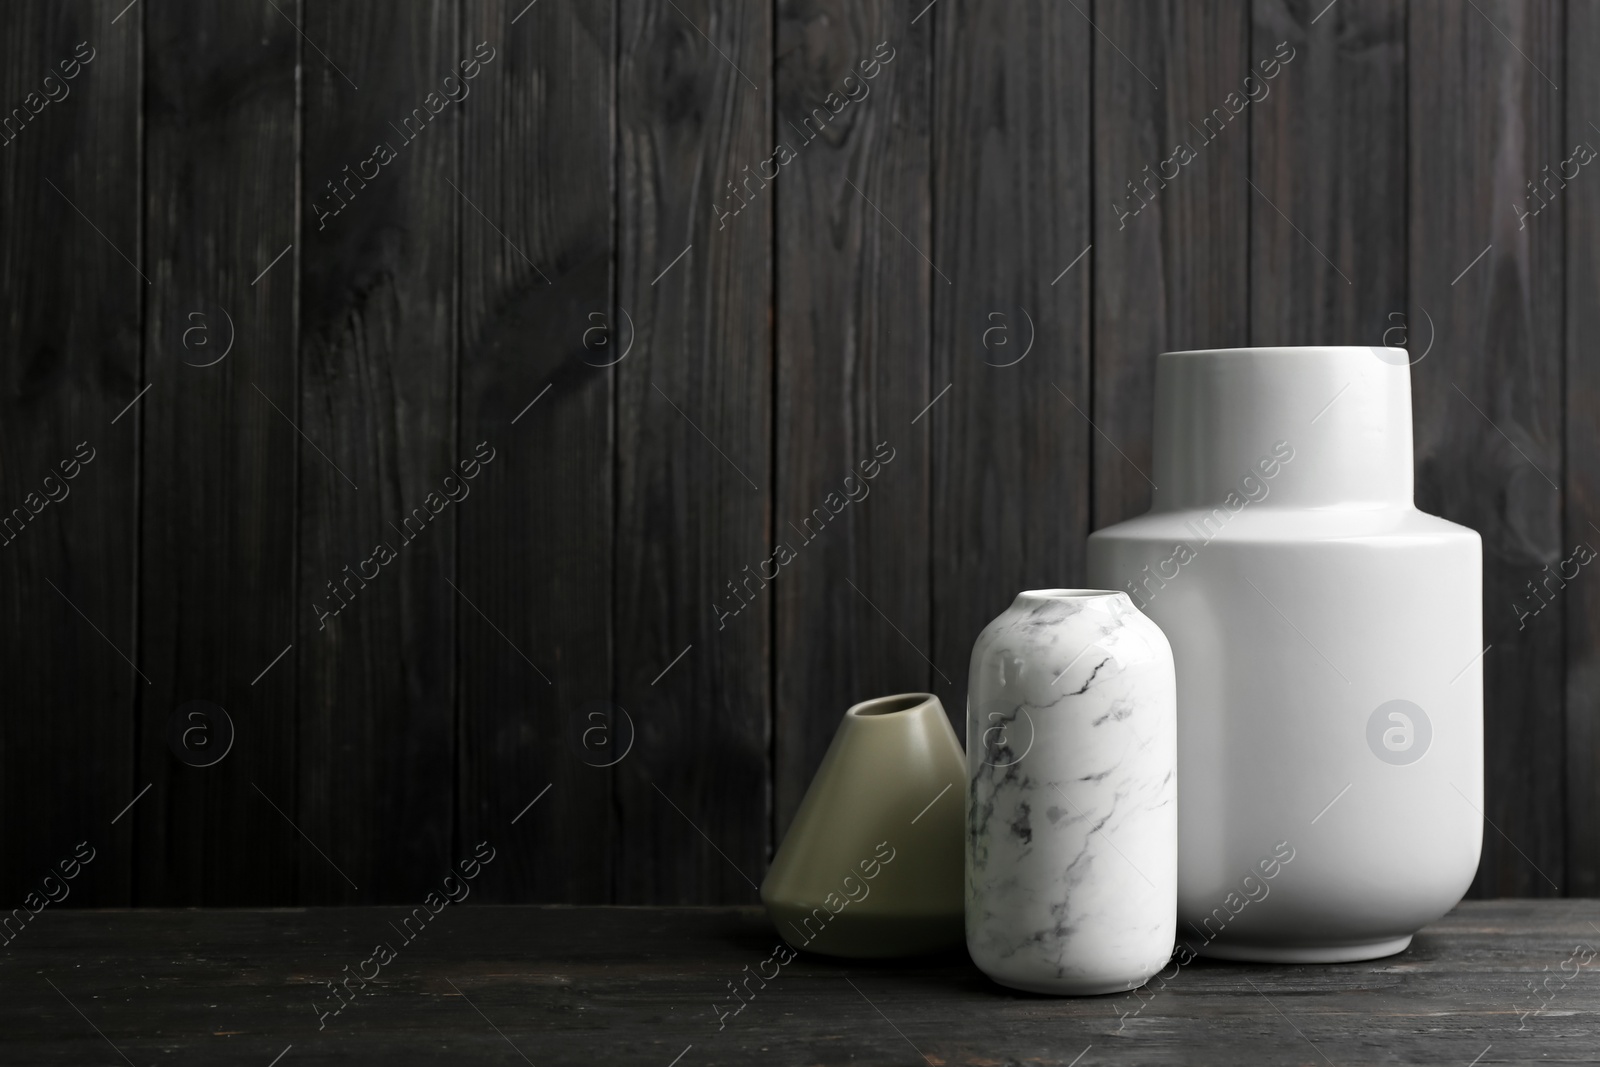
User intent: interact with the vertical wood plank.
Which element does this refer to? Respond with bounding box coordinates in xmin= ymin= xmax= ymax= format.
xmin=615 ymin=0 xmax=772 ymax=902
xmin=772 ymin=6 xmax=931 ymax=833
xmin=137 ymin=0 xmax=299 ymax=904
xmin=457 ymin=0 xmax=614 ymax=900
xmin=1565 ymin=0 xmax=1600 ymax=897
xmin=1091 ymin=0 xmax=1251 ymax=531
xmin=0 ymin=0 xmax=140 ymax=906
xmin=931 ymin=0 xmax=1092 ymax=731
xmin=1250 ymin=0 xmax=1406 ymax=344
xmin=1409 ymin=0 xmax=1564 ymax=897
xmin=297 ymin=0 xmax=458 ymax=902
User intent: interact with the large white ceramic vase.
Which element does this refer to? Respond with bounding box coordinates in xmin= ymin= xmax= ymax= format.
xmin=1087 ymin=346 xmax=1482 ymax=963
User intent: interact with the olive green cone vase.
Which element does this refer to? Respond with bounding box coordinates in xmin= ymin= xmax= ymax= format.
xmin=761 ymin=693 xmax=966 ymax=958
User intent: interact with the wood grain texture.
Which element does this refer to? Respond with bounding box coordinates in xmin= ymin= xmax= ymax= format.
xmin=1250 ymin=0 xmax=1405 ymax=345
xmin=1564 ymin=0 xmax=1600 ymax=897
xmin=136 ymin=0 xmax=299 ymax=904
xmin=296 ymin=0 xmax=459 ymax=903
xmin=1091 ymin=0 xmax=1251 ymax=531
xmin=929 ymin=0 xmax=1092 ymax=739
xmin=3 ymin=902 xmax=1599 ymax=1064
xmin=0 ymin=1 xmax=140 ymax=907
xmin=614 ymin=0 xmax=773 ymax=902
xmin=1 ymin=0 xmax=1595 ymax=910
xmin=773 ymin=5 xmax=931 ymax=835
xmin=1408 ymin=0 xmax=1565 ymax=897
xmin=456 ymin=0 xmax=615 ymax=901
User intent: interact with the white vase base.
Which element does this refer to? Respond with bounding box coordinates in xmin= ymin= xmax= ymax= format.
xmin=986 ymin=972 xmax=1158 ymax=997
xmin=1195 ymin=934 xmax=1413 ymax=964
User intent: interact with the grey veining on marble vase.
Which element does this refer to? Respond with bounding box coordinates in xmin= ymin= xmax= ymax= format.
xmin=966 ymin=589 xmax=1177 ymax=995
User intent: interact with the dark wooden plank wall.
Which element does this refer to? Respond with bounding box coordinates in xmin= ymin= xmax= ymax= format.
xmin=773 ymin=0 xmax=932 ymax=849
xmin=1568 ymin=0 xmax=1600 ymax=898
xmin=138 ymin=0 xmax=299 ymax=904
xmin=615 ymin=0 xmax=772 ymax=903
xmin=0 ymin=0 xmax=139 ymax=907
xmin=1 ymin=0 xmax=1594 ymax=906
xmin=456 ymin=0 xmax=616 ymax=901
xmin=1410 ymin=0 xmax=1566 ymax=898
xmin=929 ymin=0 xmax=1091 ymax=732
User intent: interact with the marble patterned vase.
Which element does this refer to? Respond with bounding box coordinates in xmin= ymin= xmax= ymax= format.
xmin=966 ymin=589 xmax=1177 ymax=995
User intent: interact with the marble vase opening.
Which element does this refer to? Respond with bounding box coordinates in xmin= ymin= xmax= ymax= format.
xmin=1015 ymin=588 xmax=1121 ymax=600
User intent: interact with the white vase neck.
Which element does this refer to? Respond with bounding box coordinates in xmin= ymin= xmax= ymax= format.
xmin=1150 ymin=347 xmax=1415 ymax=511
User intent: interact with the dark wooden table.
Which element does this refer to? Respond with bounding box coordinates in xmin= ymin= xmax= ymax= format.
xmin=3 ymin=901 xmax=1598 ymax=1065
